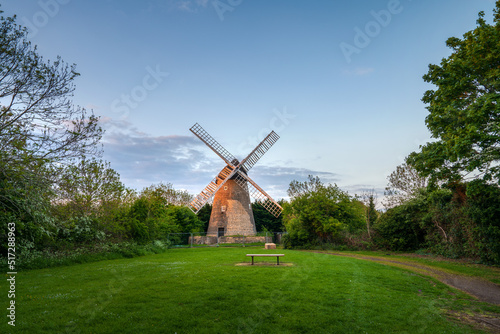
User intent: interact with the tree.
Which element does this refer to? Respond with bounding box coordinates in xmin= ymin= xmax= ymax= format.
xmin=252 ymin=199 xmax=285 ymax=232
xmin=0 ymin=162 xmax=56 ymax=256
xmin=287 ymin=175 xmax=322 ymax=199
xmin=127 ymin=187 xmax=202 ymax=243
xmin=361 ymin=190 xmax=379 ymax=237
xmin=140 ymin=183 xmax=192 ymax=207
xmin=196 ymin=203 xmax=212 ymax=231
xmin=53 ymin=158 xmax=130 ymax=218
xmin=165 ymin=206 xmax=204 ymax=234
xmin=282 ymin=176 xmax=365 ymax=248
xmin=408 ymin=2 xmax=500 ymax=184
xmin=0 ymin=11 xmax=101 ymax=167
xmin=374 ymin=196 xmax=428 ymax=252
xmin=383 ymin=162 xmax=429 ymax=209
xmin=0 ymin=10 xmax=102 ymax=252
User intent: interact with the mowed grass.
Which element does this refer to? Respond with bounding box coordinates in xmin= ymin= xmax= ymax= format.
xmin=340 ymin=250 xmax=500 ymax=285
xmin=2 ymin=247 xmax=493 ymax=333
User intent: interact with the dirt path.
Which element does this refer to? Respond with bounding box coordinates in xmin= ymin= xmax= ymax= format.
xmin=308 ymin=251 xmax=500 ymax=305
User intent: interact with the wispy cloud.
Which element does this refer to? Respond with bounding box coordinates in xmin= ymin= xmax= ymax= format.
xmin=250 ymin=165 xmax=340 ymax=200
xmin=101 ymin=118 xmax=217 ymax=190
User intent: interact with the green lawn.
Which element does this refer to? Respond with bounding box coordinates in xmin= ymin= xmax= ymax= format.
xmin=2 ymin=247 xmax=496 ymax=333
xmin=325 ymin=250 xmax=500 ymax=285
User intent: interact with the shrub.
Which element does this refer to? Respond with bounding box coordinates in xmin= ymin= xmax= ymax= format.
xmin=57 ymin=216 xmax=106 ymax=244
xmin=374 ymin=196 xmax=427 ymax=251
xmin=466 ymin=180 xmax=500 ymax=264
xmin=283 ymin=177 xmax=365 ymax=248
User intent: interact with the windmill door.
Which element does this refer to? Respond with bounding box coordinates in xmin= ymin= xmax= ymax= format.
xmin=218 ymin=228 xmax=225 ymax=237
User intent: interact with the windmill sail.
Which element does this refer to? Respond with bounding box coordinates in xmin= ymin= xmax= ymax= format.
xmin=238 ymin=131 xmax=279 ymax=172
xmin=190 ymin=123 xmax=236 ymax=166
xmin=234 ymin=172 xmax=283 ymax=217
xmin=188 ymin=123 xmax=283 ymax=218
xmin=189 ymin=165 xmax=236 ymax=213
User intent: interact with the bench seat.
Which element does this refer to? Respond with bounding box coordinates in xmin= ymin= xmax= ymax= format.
xmin=246 ymin=254 xmax=285 ymax=265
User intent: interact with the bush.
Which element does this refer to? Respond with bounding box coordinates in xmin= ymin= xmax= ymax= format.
xmin=57 ymin=216 xmax=106 ymax=244
xmin=2 ymin=239 xmax=172 ymax=270
xmin=374 ymin=196 xmax=427 ymax=251
xmin=466 ymin=180 xmax=500 ymax=264
xmin=283 ymin=178 xmax=365 ymax=248
xmin=374 ymin=182 xmax=500 ymax=264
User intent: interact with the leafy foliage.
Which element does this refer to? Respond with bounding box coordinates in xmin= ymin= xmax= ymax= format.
xmin=375 ymin=182 xmax=500 ymax=264
xmin=374 ymin=192 xmax=428 ymax=251
xmin=127 ymin=187 xmax=203 ymax=243
xmin=0 ymin=153 xmax=56 ymax=256
xmin=252 ymin=199 xmax=285 ymax=232
xmin=53 ymin=158 xmax=130 ymax=218
xmin=465 ymin=180 xmax=500 ymax=264
xmin=196 ymin=203 xmax=212 ymax=231
xmin=282 ymin=176 xmax=365 ymax=248
xmin=0 ymin=10 xmax=103 ymax=257
xmin=140 ymin=182 xmax=192 ymax=206
xmin=408 ymin=2 xmax=500 ymax=184
xmin=56 ymin=216 xmax=105 ymax=244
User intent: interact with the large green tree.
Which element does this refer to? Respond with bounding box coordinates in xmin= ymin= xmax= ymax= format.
xmin=0 ymin=10 xmax=102 ymax=253
xmin=282 ymin=175 xmax=365 ymax=248
xmin=408 ymin=2 xmax=500 ymax=184
xmin=127 ymin=187 xmax=202 ymax=243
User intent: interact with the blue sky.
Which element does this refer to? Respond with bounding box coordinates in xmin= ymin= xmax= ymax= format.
xmin=2 ymin=0 xmax=497 ymax=201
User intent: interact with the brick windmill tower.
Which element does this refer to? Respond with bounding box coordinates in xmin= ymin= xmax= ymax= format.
xmin=189 ymin=123 xmax=282 ymax=237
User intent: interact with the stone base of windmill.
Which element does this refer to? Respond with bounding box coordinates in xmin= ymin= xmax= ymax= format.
xmin=189 ymin=236 xmax=272 ymax=245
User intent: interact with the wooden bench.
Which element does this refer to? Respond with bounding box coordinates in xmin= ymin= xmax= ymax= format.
xmin=246 ymin=254 xmax=285 ymax=265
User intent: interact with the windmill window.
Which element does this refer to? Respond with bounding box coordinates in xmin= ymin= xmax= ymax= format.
xmin=224 ymin=186 xmax=228 ymax=191
xmin=221 ymin=206 xmax=226 ymax=212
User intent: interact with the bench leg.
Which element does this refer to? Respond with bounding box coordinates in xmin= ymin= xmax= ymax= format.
xmin=251 ymin=256 xmax=254 ymax=265
xmin=277 ymin=256 xmax=279 ymax=265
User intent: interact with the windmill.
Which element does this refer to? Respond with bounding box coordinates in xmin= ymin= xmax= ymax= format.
xmin=189 ymin=123 xmax=283 ymax=237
